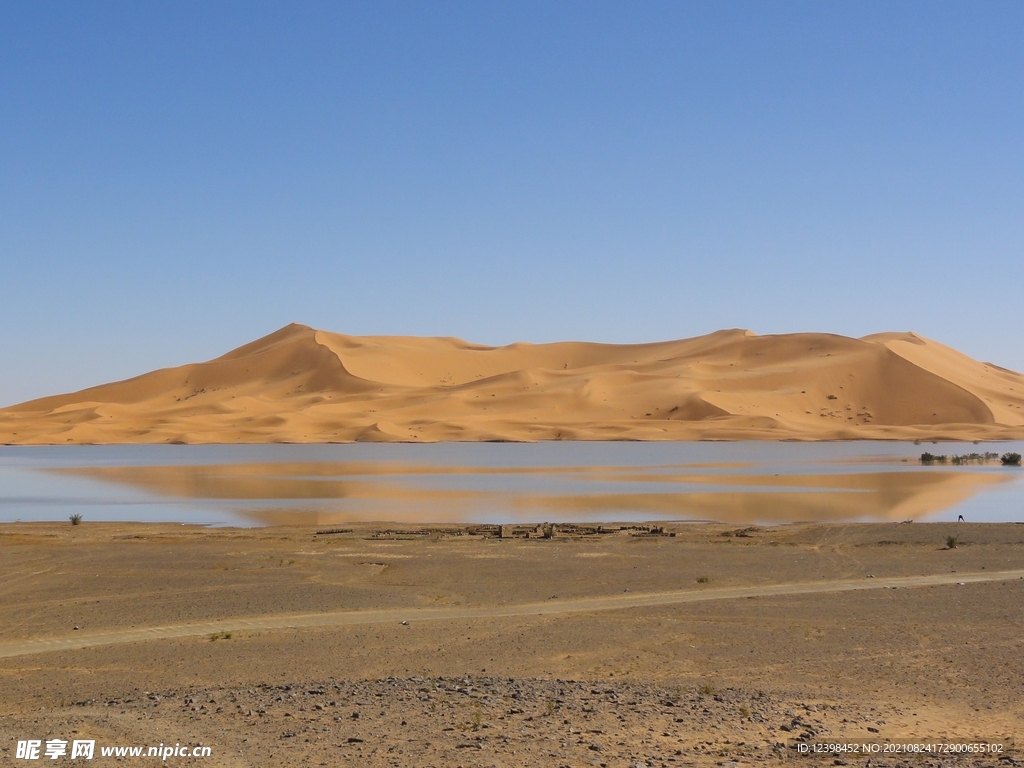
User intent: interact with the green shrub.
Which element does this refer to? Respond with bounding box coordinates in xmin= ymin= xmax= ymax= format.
xmin=951 ymin=452 xmax=1000 ymax=465
xmin=945 ymin=535 xmax=958 ymax=550
xmin=69 ymin=513 xmax=82 ymax=525
xmin=1001 ymin=452 xmax=1022 ymax=466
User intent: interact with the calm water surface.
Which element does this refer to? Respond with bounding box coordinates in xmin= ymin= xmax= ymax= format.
xmin=1 ymin=442 xmax=1022 ymax=527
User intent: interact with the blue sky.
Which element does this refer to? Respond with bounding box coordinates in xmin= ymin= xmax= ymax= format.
xmin=1 ymin=1 xmax=1022 ymax=406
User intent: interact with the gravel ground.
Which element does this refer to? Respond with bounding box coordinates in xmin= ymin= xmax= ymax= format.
xmin=2 ymin=677 xmax=1016 ymax=767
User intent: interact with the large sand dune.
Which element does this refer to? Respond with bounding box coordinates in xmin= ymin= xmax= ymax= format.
xmin=2 ymin=324 xmax=1023 ymax=443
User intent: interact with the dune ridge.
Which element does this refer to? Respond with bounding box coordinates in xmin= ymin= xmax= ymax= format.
xmin=2 ymin=323 xmax=1023 ymax=444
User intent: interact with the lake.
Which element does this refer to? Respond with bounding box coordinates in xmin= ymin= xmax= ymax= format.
xmin=1 ymin=441 xmax=1022 ymax=527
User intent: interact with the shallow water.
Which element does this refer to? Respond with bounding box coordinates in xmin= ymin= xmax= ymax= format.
xmin=1 ymin=442 xmax=1022 ymax=527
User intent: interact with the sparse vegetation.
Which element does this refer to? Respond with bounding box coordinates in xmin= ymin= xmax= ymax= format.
xmin=945 ymin=535 xmax=958 ymax=550
xmin=698 ymin=682 xmax=715 ymax=696
xmin=951 ymin=452 xmax=999 ymax=465
xmin=69 ymin=513 xmax=82 ymax=525
xmin=696 ymin=576 xmax=710 ymax=583
xmin=209 ymin=631 xmax=232 ymax=641
xmin=922 ymin=451 xmax=1002 ymax=465
xmin=1001 ymin=452 xmax=1022 ymax=466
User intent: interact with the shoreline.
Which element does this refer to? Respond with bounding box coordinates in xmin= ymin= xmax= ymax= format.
xmin=5 ymin=431 xmax=1024 ymax=446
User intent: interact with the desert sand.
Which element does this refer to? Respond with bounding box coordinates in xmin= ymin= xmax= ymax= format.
xmin=1 ymin=521 xmax=1022 ymax=766
xmin=2 ymin=324 xmax=1023 ymax=444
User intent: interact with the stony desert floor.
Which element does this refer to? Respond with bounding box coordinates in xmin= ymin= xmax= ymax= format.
xmin=1 ymin=521 xmax=1022 ymax=767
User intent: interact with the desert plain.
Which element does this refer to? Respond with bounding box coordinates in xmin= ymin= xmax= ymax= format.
xmin=1 ymin=519 xmax=1023 ymax=767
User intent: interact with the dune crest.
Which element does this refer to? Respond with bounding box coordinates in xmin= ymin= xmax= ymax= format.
xmin=2 ymin=324 xmax=1023 ymax=443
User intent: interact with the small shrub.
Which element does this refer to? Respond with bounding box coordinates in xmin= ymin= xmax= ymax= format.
xmin=945 ymin=535 xmax=958 ymax=550
xmin=1001 ymin=452 xmax=1022 ymax=466
xmin=69 ymin=514 xmax=82 ymax=525
xmin=209 ymin=631 xmax=232 ymax=641
xmin=920 ymin=453 xmax=948 ymax=464
xmin=951 ymin=452 xmax=1001 ymax=465
xmin=739 ymin=705 xmax=750 ymax=718
xmin=696 ymin=576 xmax=710 ymax=583
xmin=698 ymin=682 xmax=715 ymax=696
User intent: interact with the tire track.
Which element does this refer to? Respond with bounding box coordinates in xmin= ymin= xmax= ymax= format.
xmin=2 ymin=568 xmax=1022 ymax=659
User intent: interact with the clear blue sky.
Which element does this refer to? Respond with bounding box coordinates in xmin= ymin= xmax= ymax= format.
xmin=2 ymin=1 xmax=1022 ymax=406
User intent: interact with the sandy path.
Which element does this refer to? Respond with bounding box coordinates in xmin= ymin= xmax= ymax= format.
xmin=3 ymin=568 xmax=1022 ymax=659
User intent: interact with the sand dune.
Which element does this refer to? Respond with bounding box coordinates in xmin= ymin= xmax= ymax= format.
xmin=2 ymin=323 xmax=1023 ymax=443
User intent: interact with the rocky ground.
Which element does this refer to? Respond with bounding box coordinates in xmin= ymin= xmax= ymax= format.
xmin=1 ymin=521 xmax=1022 ymax=766
xmin=5 ymin=677 xmax=1015 ymax=767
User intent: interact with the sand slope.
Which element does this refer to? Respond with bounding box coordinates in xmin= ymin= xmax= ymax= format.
xmin=2 ymin=324 xmax=1023 ymax=443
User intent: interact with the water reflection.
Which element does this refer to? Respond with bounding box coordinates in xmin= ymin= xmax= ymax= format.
xmin=7 ymin=441 xmax=1015 ymax=526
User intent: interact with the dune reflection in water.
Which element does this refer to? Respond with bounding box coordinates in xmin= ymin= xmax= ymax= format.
xmin=51 ymin=457 xmax=1016 ymax=526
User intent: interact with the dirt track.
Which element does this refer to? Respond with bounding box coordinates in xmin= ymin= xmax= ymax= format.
xmin=3 ymin=567 xmax=1023 ymax=660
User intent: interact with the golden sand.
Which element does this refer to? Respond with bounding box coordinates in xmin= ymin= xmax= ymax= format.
xmin=2 ymin=323 xmax=1022 ymax=443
